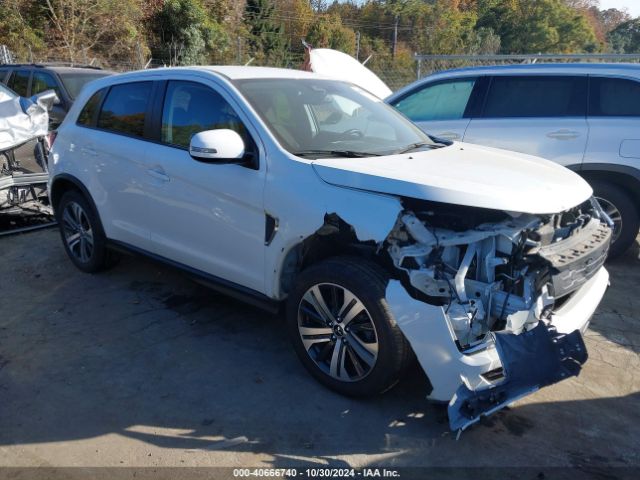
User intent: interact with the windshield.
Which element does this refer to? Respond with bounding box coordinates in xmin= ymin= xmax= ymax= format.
xmin=234 ymin=78 xmax=434 ymax=158
xmin=0 ymin=82 xmax=18 ymax=101
xmin=60 ymin=72 xmax=111 ymax=99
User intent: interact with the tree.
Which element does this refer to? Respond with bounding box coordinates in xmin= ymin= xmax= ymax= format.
xmin=608 ymin=18 xmax=640 ymax=53
xmin=152 ymin=0 xmax=228 ymax=66
xmin=44 ymin=0 xmax=147 ymax=65
xmin=244 ymin=0 xmax=288 ymax=64
xmin=306 ymin=14 xmax=356 ymax=55
xmin=0 ymin=0 xmax=45 ymax=61
xmin=477 ymin=0 xmax=598 ymax=53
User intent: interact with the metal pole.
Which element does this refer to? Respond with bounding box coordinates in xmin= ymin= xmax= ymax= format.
xmin=356 ymin=31 xmax=360 ymax=61
xmin=392 ymin=15 xmax=398 ymax=58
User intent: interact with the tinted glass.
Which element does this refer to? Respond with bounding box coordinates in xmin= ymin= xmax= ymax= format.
xmin=235 ymin=78 xmax=432 ymax=157
xmin=97 ymin=82 xmax=151 ymax=137
xmin=161 ymin=81 xmax=247 ymax=148
xmin=8 ymin=70 xmax=30 ymax=96
xmin=60 ymin=72 xmax=111 ymax=99
xmin=393 ymin=79 xmax=476 ymax=121
xmin=483 ymin=76 xmax=587 ymax=118
xmin=77 ymin=89 xmax=105 ymax=126
xmin=590 ymin=77 xmax=640 ymax=117
xmin=32 ymin=71 xmax=61 ymax=98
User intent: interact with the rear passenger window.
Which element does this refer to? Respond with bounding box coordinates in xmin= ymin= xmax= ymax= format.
xmin=161 ymin=81 xmax=247 ymax=148
xmin=483 ymin=76 xmax=587 ymax=118
xmin=77 ymin=89 xmax=105 ymax=126
xmin=393 ymin=79 xmax=476 ymax=121
xmin=32 ymin=72 xmax=61 ymax=99
xmin=590 ymin=77 xmax=640 ymax=117
xmin=8 ymin=70 xmax=30 ymax=97
xmin=97 ymin=82 xmax=152 ymax=138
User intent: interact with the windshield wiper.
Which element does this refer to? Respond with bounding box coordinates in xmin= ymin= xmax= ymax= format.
xmin=396 ymin=141 xmax=435 ymax=154
xmin=294 ymin=150 xmax=382 ymax=158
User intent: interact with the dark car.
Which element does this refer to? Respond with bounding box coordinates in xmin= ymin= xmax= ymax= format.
xmin=0 ymin=64 xmax=113 ymax=128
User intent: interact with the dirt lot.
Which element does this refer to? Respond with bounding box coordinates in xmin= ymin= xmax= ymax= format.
xmin=0 ymin=228 xmax=638 ymax=474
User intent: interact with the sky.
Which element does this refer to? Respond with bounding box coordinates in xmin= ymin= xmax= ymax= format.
xmin=599 ymin=0 xmax=640 ymax=17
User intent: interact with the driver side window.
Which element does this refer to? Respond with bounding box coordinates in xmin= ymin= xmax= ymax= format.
xmin=161 ymin=81 xmax=248 ymax=149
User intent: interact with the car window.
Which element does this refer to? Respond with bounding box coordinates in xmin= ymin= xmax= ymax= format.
xmin=77 ymin=89 xmax=106 ymax=126
xmin=590 ymin=77 xmax=640 ymax=117
xmin=59 ymin=72 xmax=111 ymax=99
xmin=8 ymin=70 xmax=30 ymax=97
xmin=0 ymin=82 xmax=17 ymax=100
xmin=482 ymin=76 xmax=587 ymax=118
xmin=393 ymin=79 xmax=476 ymax=122
xmin=161 ymin=81 xmax=248 ymax=149
xmin=32 ymin=71 xmax=61 ymax=99
xmin=97 ymin=82 xmax=152 ymax=138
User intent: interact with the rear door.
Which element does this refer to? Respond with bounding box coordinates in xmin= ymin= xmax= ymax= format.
xmin=584 ymin=76 xmax=640 ymax=170
xmin=76 ymin=81 xmax=156 ymax=249
xmin=7 ymin=69 xmax=30 ymax=97
xmin=463 ymin=75 xmax=588 ymax=168
xmin=389 ymin=77 xmax=482 ymax=142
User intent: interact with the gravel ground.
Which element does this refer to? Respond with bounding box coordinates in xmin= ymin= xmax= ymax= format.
xmin=0 ymin=228 xmax=638 ymax=476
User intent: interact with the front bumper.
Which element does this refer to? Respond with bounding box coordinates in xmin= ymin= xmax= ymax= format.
xmin=385 ymin=266 xmax=609 ymax=431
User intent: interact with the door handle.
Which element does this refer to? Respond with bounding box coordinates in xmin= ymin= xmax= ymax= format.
xmin=437 ymin=131 xmax=461 ymax=140
xmin=147 ymin=168 xmax=170 ymax=183
xmin=547 ymin=129 xmax=580 ymax=140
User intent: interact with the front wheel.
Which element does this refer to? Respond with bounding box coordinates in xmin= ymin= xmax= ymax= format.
xmin=286 ymin=257 xmax=411 ymax=397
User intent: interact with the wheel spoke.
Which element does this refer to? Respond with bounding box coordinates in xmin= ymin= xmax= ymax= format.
xmin=303 ymin=286 xmax=335 ymax=323
xmin=329 ymin=338 xmax=347 ymax=380
xmin=62 ymin=208 xmax=79 ymax=233
xmin=299 ymin=326 xmax=333 ymax=351
xmin=346 ymin=345 xmax=365 ymax=377
xmin=66 ymin=232 xmax=81 ymax=250
xmin=340 ymin=293 xmax=365 ymax=326
xmin=79 ymin=238 xmax=89 ymax=262
xmin=347 ymin=331 xmax=377 ymax=367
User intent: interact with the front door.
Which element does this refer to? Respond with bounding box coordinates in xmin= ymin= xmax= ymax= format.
xmin=142 ymin=79 xmax=267 ymax=293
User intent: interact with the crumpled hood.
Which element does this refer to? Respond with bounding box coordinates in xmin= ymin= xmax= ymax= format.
xmin=311 ymin=142 xmax=593 ymax=214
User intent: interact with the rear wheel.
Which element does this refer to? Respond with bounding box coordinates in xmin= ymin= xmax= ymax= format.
xmin=57 ymin=190 xmax=113 ymax=273
xmin=592 ymin=181 xmax=639 ymax=259
xmin=286 ymin=257 xmax=411 ymax=397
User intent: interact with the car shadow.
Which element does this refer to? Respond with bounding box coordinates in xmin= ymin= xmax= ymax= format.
xmin=0 ymin=230 xmax=638 ymax=468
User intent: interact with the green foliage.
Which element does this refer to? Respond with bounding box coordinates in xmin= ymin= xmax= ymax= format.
xmin=608 ymin=19 xmax=640 ymax=53
xmin=477 ymin=0 xmax=598 ymax=53
xmin=306 ymin=14 xmax=356 ymax=55
xmin=0 ymin=0 xmax=45 ymax=60
xmin=244 ymin=0 xmax=288 ymax=64
xmin=152 ymin=0 xmax=228 ymax=66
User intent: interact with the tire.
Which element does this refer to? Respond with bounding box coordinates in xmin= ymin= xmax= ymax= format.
xmin=56 ymin=189 xmax=114 ymax=273
xmin=286 ymin=257 xmax=412 ymax=397
xmin=591 ymin=181 xmax=639 ymax=259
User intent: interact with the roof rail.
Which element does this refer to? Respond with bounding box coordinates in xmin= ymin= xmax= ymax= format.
xmin=0 ymin=62 xmax=103 ymax=70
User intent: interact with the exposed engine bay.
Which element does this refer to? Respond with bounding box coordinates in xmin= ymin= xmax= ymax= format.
xmin=387 ymin=198 xmax=612 ymax=350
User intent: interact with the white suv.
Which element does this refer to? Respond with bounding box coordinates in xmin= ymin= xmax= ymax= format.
xmin=385 ymin=63 xmax=640 ymax=258
xmin=48 ymin=66 xmax=611 ymax=432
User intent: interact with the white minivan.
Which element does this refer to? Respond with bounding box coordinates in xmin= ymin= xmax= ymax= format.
xmin=48 ymin=66 xmax=611 ymax=431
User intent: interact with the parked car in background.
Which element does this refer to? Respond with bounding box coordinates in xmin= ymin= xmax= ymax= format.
xmin=48 ymin=66 xmax=611 ymax=431
xmin=0 ymin=64 xmax=113 ymax=129
xmin=0 ymin=82 xmax=55 ymax=215
xmin=385 ymin=63 xmax=640 ymax=258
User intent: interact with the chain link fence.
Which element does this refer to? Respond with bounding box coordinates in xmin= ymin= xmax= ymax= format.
xmin=4 ymin=46 xmax=640 ymax=93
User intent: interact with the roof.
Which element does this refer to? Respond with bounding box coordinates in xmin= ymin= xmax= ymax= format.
xmin=429 ymin=62 xmax=640 ymax=77
xmin=0 ymin=63 xmax=106 ymax=72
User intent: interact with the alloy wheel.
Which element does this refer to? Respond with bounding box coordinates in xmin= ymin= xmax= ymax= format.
xmin=297 ymin=283 xmax=378 ymax=382
xmin=62 ymin=201 xmax=94 ymax=263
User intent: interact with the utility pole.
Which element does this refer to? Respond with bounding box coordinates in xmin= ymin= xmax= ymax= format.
xmin=356 ymin=31 xmax=360 ymax=61
xmin=237 ymin=36 xmax=242 ymax=64
xmin=392 ymin=15 xmax=398 ymax=58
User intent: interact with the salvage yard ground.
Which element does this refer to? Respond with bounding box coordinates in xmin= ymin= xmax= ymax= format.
xmin=0 ymin=228 xmax=638 ymax=472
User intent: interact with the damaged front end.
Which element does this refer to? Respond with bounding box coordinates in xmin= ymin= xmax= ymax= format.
xmin=385 ymin=198 xmax=612 ymax=433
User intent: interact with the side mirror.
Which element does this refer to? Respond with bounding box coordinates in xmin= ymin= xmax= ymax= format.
xmin=189 ymin=129 xmax=245 ymax=163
